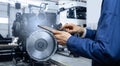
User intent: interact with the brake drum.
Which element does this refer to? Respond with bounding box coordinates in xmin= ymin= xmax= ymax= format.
xmin=26 ymin=30 xmax=57 ymax=61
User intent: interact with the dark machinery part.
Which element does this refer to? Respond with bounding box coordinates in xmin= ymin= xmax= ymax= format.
xmin=0 ymin=49 xmax=14 ymax=62
xmin=0 ymin=44 xmax=18 ymax=50
xmin=0 ymin=39 xmax=12 ymax=44
xmin=15 ymin=3 xmax=21 ymax=9
xmin=0 ymin=34 xmax=17 ymax=62
xmin=12 ymin=13 xmax=22 ymax=37
xmin=67 ymin=6 xmax=86 ymax=19
xmin=0 ymin=43 xmax=18 ymax=62
xmin=0 ymin=34 xmax=12 ymax=44
xmin=0 ymin=34 xmax=3 ymax=39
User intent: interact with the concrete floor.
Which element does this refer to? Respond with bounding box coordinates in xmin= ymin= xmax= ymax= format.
xmin=52 ymin=54 xmax=92 ymax=66
xmin=0 ymin=54 xmax=91 ymax=66
xmin=0 ymin=62 xmax=15 ymax=66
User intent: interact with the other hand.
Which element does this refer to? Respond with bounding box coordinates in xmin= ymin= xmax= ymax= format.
xmin=61 ymin=23 xmax=85 ymax=34
xmin=52 ymin=30 xmax=71 ymax=46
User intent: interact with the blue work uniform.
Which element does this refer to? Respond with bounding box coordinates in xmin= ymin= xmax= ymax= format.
xmin=67 ymin=0 xmax=120 ymax=66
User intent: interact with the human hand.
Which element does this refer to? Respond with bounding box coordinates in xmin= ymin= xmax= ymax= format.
xmin=52 ymin=30 xmax=71 ymax=46
xmin=61 ymin=23 xmax=85 ymax=34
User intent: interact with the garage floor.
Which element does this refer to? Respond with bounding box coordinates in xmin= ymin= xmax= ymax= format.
xmin=52 ymin=54 xmax=92 ymax=66
xmin=0 ymin=54 xmax=91 ymax=66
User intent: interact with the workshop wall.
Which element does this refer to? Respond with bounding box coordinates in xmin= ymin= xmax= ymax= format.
xmin=87 ymin=0 xmax=102 ymax=29
xmin=0 ymin=2 xmax=19 ymax=38
xmin=0 ymin=3 xmax=8 ymax=38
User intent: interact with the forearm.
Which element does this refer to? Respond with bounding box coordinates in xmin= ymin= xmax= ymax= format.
xmin=84 ymin=29 xmax=96 ymax=40
xmin=67 ymin=36 xmax=119 ymax=64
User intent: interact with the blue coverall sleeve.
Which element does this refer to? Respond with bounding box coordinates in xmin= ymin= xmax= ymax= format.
xmin=85 ymin=29 xmax=96 ymax=40
xmin=67 ymin=36 xmax=109 ymax=63
xmin=67 ymin=0 xmax=120 ymax=64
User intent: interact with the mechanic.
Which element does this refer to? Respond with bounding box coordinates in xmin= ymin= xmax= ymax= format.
xmin=52 ymin=0 xmax=120 ymax=66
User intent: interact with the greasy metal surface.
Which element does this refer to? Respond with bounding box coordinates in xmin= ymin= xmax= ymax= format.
xmin=26 ymin=30 xmax=57 ymax=61
xmin=52 ymin=54 xmax=92 ymax=66
xmin=0 ymin=44 xmax=18 ymax=49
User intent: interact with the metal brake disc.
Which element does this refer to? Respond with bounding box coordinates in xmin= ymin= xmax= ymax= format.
xmin=26 ymin=30 xmax=57 ymax=61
